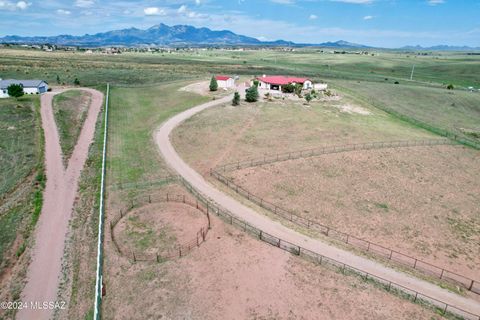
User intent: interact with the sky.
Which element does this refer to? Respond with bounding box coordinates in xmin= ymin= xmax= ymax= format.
xmin=0 ymin=0 xmax=479 ymax=48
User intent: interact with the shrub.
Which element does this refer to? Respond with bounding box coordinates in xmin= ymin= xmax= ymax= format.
xmin=447 ymin=84 xmax=454 ymax=90
xmin=282 ymin=83 xmax=295 ymax=93
xmin=305 ymin=93 xmax=313 ymax=104
xmin=232 ymin=91 xmax=240 ymax=106
xmin=7 ymin=84 xmax=24 ymax=99
xmin=74 ymin=78 xmax=80 ymax=86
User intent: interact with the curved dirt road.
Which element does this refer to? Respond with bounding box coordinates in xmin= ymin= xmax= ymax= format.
xmin=17 ymin=88 xmax=103 ymax=320
xmin=154 ymin=93 xmax=480 ymax=318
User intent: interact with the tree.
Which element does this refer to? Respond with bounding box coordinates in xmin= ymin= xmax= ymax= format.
xmin=253 ymin=79 xmax=259 ymax=87
xmin=7 ymin=84 xmax=24 ymax=99
xmin=56 ymin=75 xmax=61 ymax=84
xmin=245 ymin=86 xmax=259 ymax=102
xmin=209 ymin=76 xmax=218 ymax=91
xmin=74 ymin=78 xmax=80 ymax=86
xmin=282 ymin=83 xmax=295 ymax=93
xmin=232 ymin=91 xmax=240 ymax=106
xmin=305 ymin=93 xmax=313 ymax=104
xmin=447 ymin=84 xmax=454 ymax=90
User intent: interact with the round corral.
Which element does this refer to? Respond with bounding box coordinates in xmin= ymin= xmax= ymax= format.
xmin=111 ymin=197 xmax=210 ymax=262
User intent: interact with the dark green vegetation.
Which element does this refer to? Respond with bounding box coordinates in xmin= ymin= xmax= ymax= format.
xmin=53 ymin=90 xmax=91 ymax=164
xmin=232 ymin=91 xmax=240 ymax=106
xmin=209 ymin=75 xmax=218 ymax=91
xmin=7 ymin=84 xmax=24 ymax=99
xmin=245 ymin=85 xmax=259 ymax=102
xmin=0 ymin=96 xmax=44 ymax=309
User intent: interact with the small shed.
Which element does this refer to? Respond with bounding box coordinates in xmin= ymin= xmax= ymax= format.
xmin=215 ymin=75 xmax=235 ymax=89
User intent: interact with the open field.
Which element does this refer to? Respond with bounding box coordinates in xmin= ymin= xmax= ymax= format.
xmin=101 ymin=82 xmax=460 ymax=319
xmin=225 ymin=145 xmax=480 ymax=280
xmin=53 ymin=89 xmax=92 ymax=164
xmin=172 ymin=92 xmax=437 ymax=175
xmin=1 ymin=48 xmax=479 ymax=88
xmin=334 ymin=80 xmax=480 ymax=145
xmin=104 ymin=183 xmax=444 ymax=320
xmin=0 ymin=96 xmax=44 ymax=319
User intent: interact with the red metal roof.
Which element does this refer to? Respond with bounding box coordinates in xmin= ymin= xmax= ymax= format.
xmin=256 ymin=76 xmax=310 ymax=85
xmin=215 ymin=75 xmax=232 ymax=81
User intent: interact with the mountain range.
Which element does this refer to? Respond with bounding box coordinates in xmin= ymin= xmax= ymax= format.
xmin=0 ymin=23 xmax=478 ymax=50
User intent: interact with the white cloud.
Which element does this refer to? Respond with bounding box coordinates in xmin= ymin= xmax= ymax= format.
xmin=144 ymin=7 xmax=166 ymax=16
xmin=309 ymin=14 xmax=318 ymax=20
xmin=363 ymin=15 xmax=373 ymax=20
xmin=56 ymin=9 xmax=71 ymax=15
xmin=0 ymin=0 xmax=30 ymax=11
xmin=195 ymin=0 xmax=201 ymax=5
xmin=178 ymin=4 xmax=187 ymax=13
xmin=75 ymin=0 xmax=95 ymax=8
xmin=428 ymin=0 xmax=445 ymax=5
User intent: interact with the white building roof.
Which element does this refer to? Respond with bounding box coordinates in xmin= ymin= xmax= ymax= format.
xmin=0 ymin=79 xmax=48 ymax=90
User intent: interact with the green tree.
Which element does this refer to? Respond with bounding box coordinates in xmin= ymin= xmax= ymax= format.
xmin=56 ymin=75 xmax=61 ymax=84
xmin=281 ymin=83 xmax=295 ymax=93
xmin=209 ymin=76 xmax=218 ymax=91
xmin=74 ymin=78 xmax=80 ymax=86
xmin=232 ymin=91 xmax=240 ymax=106
xmin=245 ymin=86 xmax=259 ymax=102
xmin=253 ymin=79 xmax=259 ymax=87
xmin=7 ymin=84 xmax=24 ymax=99
xmin=305 ymin=93 xmax=313 ymax=104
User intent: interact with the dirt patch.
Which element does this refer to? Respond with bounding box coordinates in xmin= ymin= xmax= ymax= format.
xmin=114 ymin=202 xmax=208 ymax=258
xmin=227 ymin=145 xmax=480 ymax=280
xmin=104 ymin=206 xmax=441 ymax=320
xmin=337 ymin=104 xmax=371 ymax=115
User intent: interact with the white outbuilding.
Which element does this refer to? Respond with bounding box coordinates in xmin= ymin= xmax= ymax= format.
xmin=215 ymin=75 xmax=235 ymax=89
xmin=0 ymin=79 xmax=49 ymax=98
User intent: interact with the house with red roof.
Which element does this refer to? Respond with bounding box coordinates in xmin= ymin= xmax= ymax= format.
xmin=256 ymin=75 xmax=313 ymax=91
xmin=215 ymin=75 xmax=235 ymax=89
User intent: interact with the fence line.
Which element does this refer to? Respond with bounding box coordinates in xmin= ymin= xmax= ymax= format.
xmin=218 ymin=139 xmax=457 ymax=173
xmin=109 ymin=194 xmax=211 ymax=262
xmin=176 ymin=176 xmax=480 ymax=320
xmin=94 ymin=83 xmax=109 ymax=320
xmin=210 ymin=139 xmax=479 ymax=295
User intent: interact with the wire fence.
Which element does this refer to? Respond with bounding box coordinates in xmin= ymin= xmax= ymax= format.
xmin=177 ymin=176 xmax=480 ymax=320
xmin=210 ymin=139 xmax=480 ymax=296
xmin=217 ymin=139 xmax=457 ymax=173
xmin=109 ymin=193 xmax=211 ymax=263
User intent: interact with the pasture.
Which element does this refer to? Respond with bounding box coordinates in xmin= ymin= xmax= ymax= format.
xmin=53 ymin=89 xmax=92 ymax=164
xmin=1 ymin=47 xmax=479 ymax=318
xmin=0 ymin=95 xmax=44 ymax=316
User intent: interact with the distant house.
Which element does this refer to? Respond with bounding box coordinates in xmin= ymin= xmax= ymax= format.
xmin=256 ymin=75 xmax=314 ymax=91
xmin=0 ymin=79 xmax=49 ymax=98
xmin=215 ymin=75 xmax=235 ymax=89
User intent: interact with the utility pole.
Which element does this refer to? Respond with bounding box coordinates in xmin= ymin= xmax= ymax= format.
xmin=410 ymin=65 xmax=415 ymax=81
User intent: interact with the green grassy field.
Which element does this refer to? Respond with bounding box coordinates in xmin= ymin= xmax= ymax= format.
xmin=53 ymin=89 xmax=91 ymax=164
xmin=0 ymin=95 xmax=44 ymax=309
xmin=332 ymin=80 xmax=480 ymax=145
xmin=107 ymin=82 xmax=209 ymax=192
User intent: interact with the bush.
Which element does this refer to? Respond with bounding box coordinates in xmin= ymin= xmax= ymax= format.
xmin=7 ymin=84 xmax=24 ymax=99
xmin=394 ymin=81 xmax=399 ymax=84
xmin=282 ymin=83 xmax=295 ymax=93
xmin=245 ymin=86 xmax=259 ymax=102
xmin=232 ymin=91 xmax=240 ymax=106
xmin=209 ymin=76 xmax=218 ymax=91
xmin=447 ymin=84 xmax=454 ymax=90
xmin=74 ymin=78 xmax=80 ymax=86
xmin=305 ymin=93 xmax=313 ymax=104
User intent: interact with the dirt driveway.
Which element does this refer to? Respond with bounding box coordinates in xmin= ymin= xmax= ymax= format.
xmin=154 ymin=89 xmax=480 ymax=318
xmin=17 ymin=88 xmax=103 ymax=320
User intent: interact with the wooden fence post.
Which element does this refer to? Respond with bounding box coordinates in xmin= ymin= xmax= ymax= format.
xmin=132 ymin=251 xmax=136 ymax=262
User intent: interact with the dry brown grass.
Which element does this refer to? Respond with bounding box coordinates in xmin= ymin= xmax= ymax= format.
xmin=226 ymin=145 xmax=480 ymax=280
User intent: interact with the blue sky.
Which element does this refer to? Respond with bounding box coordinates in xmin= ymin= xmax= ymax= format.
xmin=0 ymin=0 xmax=479 ymax=47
